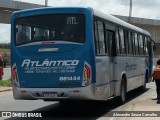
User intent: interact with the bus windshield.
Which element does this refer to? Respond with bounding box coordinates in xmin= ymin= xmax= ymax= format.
xmin=15 ymin=14 xmax=85 ymax=45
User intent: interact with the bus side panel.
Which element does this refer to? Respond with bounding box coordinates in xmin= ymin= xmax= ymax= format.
xmin=114 ymin=56 xmax=147 ymax=96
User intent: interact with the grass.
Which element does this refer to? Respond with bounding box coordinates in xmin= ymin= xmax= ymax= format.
xmin=0 ymin=78 xmax=12 ymax=87
xmin=0 ymin=48 xmax=10 ymax=57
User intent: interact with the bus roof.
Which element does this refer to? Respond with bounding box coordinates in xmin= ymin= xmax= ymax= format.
xmin=12 ymin=6 xmax=151 ymax=37
xmin=93 ymin=9 xmax=151 ymax=36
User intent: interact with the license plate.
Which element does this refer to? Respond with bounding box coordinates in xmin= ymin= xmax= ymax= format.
xmin=43 ymin=92 xmax=57 ymax=97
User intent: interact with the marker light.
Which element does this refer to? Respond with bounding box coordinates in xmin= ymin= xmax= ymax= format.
xmin=42 ymin=42 xmax=55 ymax=44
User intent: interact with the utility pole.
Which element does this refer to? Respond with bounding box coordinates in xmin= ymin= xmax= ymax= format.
xmin=45 ymin=0 xmax=48 ymax=7
xmin=128 ymin=0 xmax=132 ymax=22
xmin=121 ymin=0 xmax=132 ymax=22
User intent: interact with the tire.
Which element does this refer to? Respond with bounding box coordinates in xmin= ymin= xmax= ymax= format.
xmin=118 ymin=78 xmax=127 ymax=104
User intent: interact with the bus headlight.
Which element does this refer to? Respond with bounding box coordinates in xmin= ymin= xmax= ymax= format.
xmin=83 ymin=62 xmax=92 ymax=86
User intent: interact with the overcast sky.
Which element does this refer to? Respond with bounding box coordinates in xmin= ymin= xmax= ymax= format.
xmin=1 ymin=0 xmax=160 ymax=43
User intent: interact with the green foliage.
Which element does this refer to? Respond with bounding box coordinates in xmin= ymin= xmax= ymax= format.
xmin=0 ymin=78 xmax=11 ymax=87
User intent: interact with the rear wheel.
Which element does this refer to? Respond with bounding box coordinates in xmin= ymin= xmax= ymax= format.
xmin=118 ymin=78 xmax=126 ymax=104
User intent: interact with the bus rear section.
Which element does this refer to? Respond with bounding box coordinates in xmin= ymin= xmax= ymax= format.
xmin=11 ymin=7 xmax=96 ymax=101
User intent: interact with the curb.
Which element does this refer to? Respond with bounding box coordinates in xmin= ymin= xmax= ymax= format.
xmin=0 ymin=87 xmax=12 ymax=93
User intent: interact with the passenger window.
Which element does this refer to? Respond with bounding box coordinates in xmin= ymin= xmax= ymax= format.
xmin=16 ymin=25 xmax=31 ymax=45
xmin=144 ymin=37 xmax=148 ymax=55
xmin=128 ymin=31 xmax=133 ymax=55
xmin=116 ymin=28 xmax=121 ymax=54
xmin=98 ymin=21 xmax=106 ymax=55
xmin=124 ymin=30 xmax=129 ymax=54
xmin=134 ymin=33 xmax=139 ymax=55
xmin=131 ymin=32 xmax=135 ymax=55
xmin=94 ymin=20 xmax=106 ymax=55
xmin=94 ymin=21 xmax=100 ymax=55
xmin=119 ymin=28 xmax=125 ymax=54
xmin=34 ymin=28 xmax=49 ymax=40
xmin=106 ymin=30 xmax=115 ymax=56
xmin=139 ymin=35 xmax=143 ymax=55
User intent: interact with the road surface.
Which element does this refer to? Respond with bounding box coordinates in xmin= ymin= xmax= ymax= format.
xmin=0 ymin=82 xmax=159 ymax=120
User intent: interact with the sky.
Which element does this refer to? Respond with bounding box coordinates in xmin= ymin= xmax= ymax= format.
xmin=1 ymin=0 xmax=160 ymax=43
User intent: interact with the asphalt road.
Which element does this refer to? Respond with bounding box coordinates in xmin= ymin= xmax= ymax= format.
xmin=0 ymin=82 xmax=159 ymax=120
